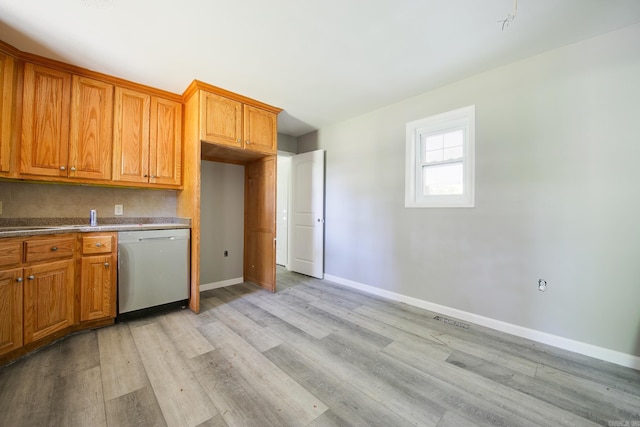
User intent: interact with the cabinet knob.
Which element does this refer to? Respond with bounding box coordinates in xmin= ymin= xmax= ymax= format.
xmin=60 ymin=166 xmax=66 ymax=171
xmin=246 ymin=140 xmax=250 ymax=144
xmin=51 ymin=246 xmax=58 ymax=251
xmin=70 ymin=166 xmax=76 ymax=172
xmin=237 ymin=138 xmax=241 ymax=143
xmin=16 ymin=277 xmax=23 ymax=283
xmin=144 ymin=174 xmax=148 ymax=178
xmin=104 ymin=262 xmax=110 ymax=267
xmin=28 ymin=275 xmax=35 ymax=280
xmin=96 ymin=243 xmax=102 ymax=247
xmin=151 ymin=175 xmax=156 ymax=179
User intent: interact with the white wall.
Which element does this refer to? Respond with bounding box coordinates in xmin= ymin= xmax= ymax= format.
xmin=200 ymin=160 xmax=245 ymax=288
xmin=298 ymin=24 xmax=640 ymax=360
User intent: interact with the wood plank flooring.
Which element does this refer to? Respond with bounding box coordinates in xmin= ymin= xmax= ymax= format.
xmin=1 ymin=267 xmax=639 ymax=426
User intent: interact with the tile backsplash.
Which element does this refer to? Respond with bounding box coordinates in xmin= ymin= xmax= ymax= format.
xmin=0 ymin=181 xmax=177 ymax=218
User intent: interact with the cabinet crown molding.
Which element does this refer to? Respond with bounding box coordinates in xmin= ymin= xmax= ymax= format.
xmin=182 ymin=80 xmax=282 ymax=115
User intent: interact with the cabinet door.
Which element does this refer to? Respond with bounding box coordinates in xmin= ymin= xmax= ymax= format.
xmin=0 ymin=268 xmax=23 ymax=357
xmin=69 ymin=76 xmax=113 ymax=180
xmin=21 ymin=63 xmax=72 ymax=177
xmin=0 ymin=52 xmax=15 ymax=175
xmin=113 ymin=87 xmax=150 ymax=184
xmin=200 ymin=91 xmax=242 ymax=148
xmin=23 ymin=259 xmax=74 ymax=344
xmin=243 ymin=105 xmax=276 ymax=154
xmin=80 ymin=254 xmax=115 ymax=321
xmin=150 ymin=96 xmax=182 ymax=187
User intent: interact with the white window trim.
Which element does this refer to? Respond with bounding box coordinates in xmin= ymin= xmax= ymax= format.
xmin=405 ymin=105 xmax=475 ymax=208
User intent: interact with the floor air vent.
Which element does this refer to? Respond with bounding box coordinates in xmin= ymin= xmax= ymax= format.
xmin=433 ymin=315 xmax=470 ymax=329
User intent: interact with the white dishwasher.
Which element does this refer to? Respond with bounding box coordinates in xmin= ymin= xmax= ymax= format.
xmin=117 ymin=228 xmax=190 ymax=319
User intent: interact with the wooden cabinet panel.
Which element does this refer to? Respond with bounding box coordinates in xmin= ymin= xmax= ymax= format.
xmin=80 ymin=254 xmax=114 ymax=321
xmin=113 ymin=88 xmax=181 ymax=188
xmin=0 ymin=268 xmax=23 ymax=357
xmin=21 ymin=63 xmax=71 ymax=177
xmin=0 ymin=52 xmax=15 ymax=175
xmin=69 ymin=76 xmax=113 ymax=180
xmin=244 ymin=156 xmax=276 ymax=292
xmin=243 ymin=105 xmax=277 ymax=154
xmin=150 ymin=97 xmax=182 ymax=186
xmin=113 ymin=87 xmax=150 ymax=184
xmin=23 ymin=259 xmax=74 ymax=344
xmin=0 ymin=239 xmax=22 ymax=268
xmin=201 ymin=91 xmax=242 ymax=148
xmin=24 ymin=236 xmax=75 ymax=263
xmin=81 ymin=235 xmax=113 ymax=255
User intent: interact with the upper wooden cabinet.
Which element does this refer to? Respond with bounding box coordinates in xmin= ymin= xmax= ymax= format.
xmin=21 ymin=64 xmax=113 ymax=181
xmin=69 ymin=75 xmax=113 ymax=180
xmin=0 ymin=52 xmax=15 ymax=176
xmin=20 ymin=63 xmax=72 ymax=177
xmin=243 ymin=104 xmax=277 ymax=154
xmin=195 ymin=85 xmax=278 ymax=156
xmin=201 ymin=91 xmax=242 ymax=149
xmin=113 ymin=87 xmax=182 ymax=188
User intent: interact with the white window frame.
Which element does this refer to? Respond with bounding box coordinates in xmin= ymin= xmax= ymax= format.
xmin=405 ymin=105 xmax=475 ymax=208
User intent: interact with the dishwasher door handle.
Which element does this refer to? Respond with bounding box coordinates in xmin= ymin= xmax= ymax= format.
xmin=138 ymin=236 xmax=177 ymax=241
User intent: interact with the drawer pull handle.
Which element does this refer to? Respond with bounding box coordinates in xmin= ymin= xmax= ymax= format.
xmin=28 ymin=275 xmax=35 ymax=280
xmin=96 ymin=243 xmax=102 ymax=247
xmin=16 ymin=277 xmax=23 ymax=283
xmin=104 ymin=262 xmax=110 ymax=267
xmin=51 ymin=246 xmax=58 ymax=251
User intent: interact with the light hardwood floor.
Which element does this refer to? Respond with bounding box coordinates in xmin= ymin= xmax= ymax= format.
xmin=1 ymin=267 xmax=639 ymax=427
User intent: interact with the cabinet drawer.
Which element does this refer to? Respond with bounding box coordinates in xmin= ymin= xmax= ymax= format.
xmin=0 ymin=239 xmax=23 ymax=267
xmin=24 ymin=236 xmax=75 ymax=263
xmin=82 ymin=235 xmax=113 ymax=254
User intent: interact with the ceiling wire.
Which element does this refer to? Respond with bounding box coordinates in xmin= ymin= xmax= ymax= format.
xmin=498 ymin=0 xmax=518 ymax=30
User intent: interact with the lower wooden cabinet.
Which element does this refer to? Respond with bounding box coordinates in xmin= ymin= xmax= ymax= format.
xmin=80 ymin=233 xmax=116 ymax=322
xmin=0 ymin=232 xmax=117 ymax=362
xmin=0 ymin=268 xmax=23 ymax=356
xmin=23 ymin=259 xmax=75 ymax=344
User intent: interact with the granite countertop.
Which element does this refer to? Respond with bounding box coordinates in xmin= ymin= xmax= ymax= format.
xmin=0 ymin=217 xmax=191 ymax=238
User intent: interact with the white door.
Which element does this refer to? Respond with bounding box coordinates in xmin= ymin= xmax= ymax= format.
xmin=289 ymin=150 xmax=325 ymax=278
xmin=276 ymin=154 xmax=291 ymax=266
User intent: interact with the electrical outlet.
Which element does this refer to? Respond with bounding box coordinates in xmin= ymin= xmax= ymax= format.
xmin=114 ymin=204 xmax=124 ymax=215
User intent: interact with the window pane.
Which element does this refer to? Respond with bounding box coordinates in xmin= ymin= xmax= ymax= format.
xmin=423 ymin=163 xmax=463 ymax=195
xmin=424 ymin=134 xmax=443 ymax=151
xmin=443 ymin=146 xmax=463 ymax=161
xmin=443 ymin=130 xmax=463 ymax=148
xmin=424 ymin=149 xmax=443 ymax=163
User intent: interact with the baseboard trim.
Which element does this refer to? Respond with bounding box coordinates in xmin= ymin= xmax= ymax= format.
xmin=200 ymin=277 xmax=244 ymax=292
xmin=324 ymin=274 xmax=640 ymax=370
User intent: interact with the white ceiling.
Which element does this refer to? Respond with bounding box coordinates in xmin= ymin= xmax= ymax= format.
xmin=1 ymin=0 xmax=640 ymax=137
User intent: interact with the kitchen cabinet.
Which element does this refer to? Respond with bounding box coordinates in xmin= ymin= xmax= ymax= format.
xmin=80 ymin=233 xmax=116 ymax=322
xmin=21 ymin=64 xmax=113 ymax=181
xmin=243 ymin=104 xmax=277 ymax=154
xmin=0 ymin=238 xmax=23 ymax=357
xmin=20 ymin=63 xmax=71 ymax=177
xmin=23 ymin=259 xmax=74 ymax=344
xmin=200 ymin=89 xmax=277 ymax=155
xmin=0 ymin=268 xmax=22 ymax=357
xmin=0 ymin=231 xmax=121 ymax=366
xmin=68 ymin=75 xmax=114 ymax=180
xmin=0 ymin=51 xmax=15 ymax=175
xmin=181 ymin=80 xmax=281 ymax=313
xmin=113 ymin=87 xmax=182 ymax=187
xmin=22 ymin=234 xmax=76 ymax=344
